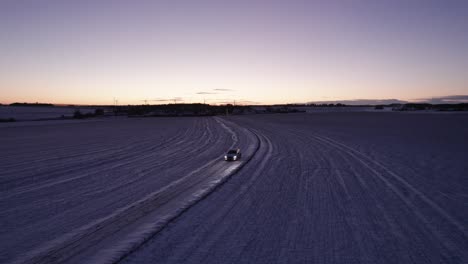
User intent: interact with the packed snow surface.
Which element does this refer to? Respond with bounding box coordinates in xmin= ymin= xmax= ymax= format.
xmin=0 ymin=117 xmax=256 ymax=263
xmin=123 ymin=113 xmax=468 ymax=264
xmin=1 ymin=113 xmax=467 ymax=264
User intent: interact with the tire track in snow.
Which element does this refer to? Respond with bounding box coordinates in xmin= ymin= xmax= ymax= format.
xmin=2 ymin=118 xmax=204 ymax=262
xmin=1 ymin=118 xmax=217 ymax=244
xmin=119 ymin=114 xmax=468 ymax=264
xmin=8 ymin=118 xmax=213 ymax=263
xmin=77 ymin=119 xmax=223 ymax=196
xmin=109 ymin=118 xmax=263 ymax=264
xmin=0 ymin=120 xmax=186 ymax=171
xmin=299 ymin=134 xmax=384 ymax=263
xmin=62 ymin=118 xmax=227 ymax=213
xmin=214 ymin=117 xmax=239 ymax=148
xmin=2 ymin=118 xmax=218 ymax=254
xmin=315 ymin=134 xmax=467 ymax=236
xmin=165 ymin=129 xmax=273 ymax=263
xmin=307 ymin=133 xmax=468 ymax=260
xmin=288 ymin=128 xmax=415 ymax=260
xmin=11 ymin=117 xmax=259 ymax=264
xmin=1 ymin=118 xmax=195 ymax=177
xmin=0 ymin=120 xmax=192 ymax=190
xmin=280 ymin=126 xmax=467 ymax=262
xmin=0 ymin=119 xmax=203 ymax=262
xmin=0 ymin=118 xmax=200 ymax=198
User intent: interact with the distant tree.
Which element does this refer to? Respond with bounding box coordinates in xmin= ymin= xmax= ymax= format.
xmin=94 ymin=108 xmax=104 ymax=116
xmin=0 ymin=118 xmax=16 ymax=122
xmin=73 ymin=110 xmax=84 ymax=119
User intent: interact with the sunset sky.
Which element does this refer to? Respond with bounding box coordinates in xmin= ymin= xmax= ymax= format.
xmin=1 ymin=0 xmax=467 ymax=105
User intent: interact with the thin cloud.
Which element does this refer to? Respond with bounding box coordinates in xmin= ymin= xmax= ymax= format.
xmin=210 ymin=98 xmax=235 ymax=102
xmin=149 ymin=99 xmax=171 ymax=102
xmin=196 ymin=92 xmax=217 ymax=95
xmin=147 ymin=97 xmax=184 ymax=102
xmin=213 ymin=89 xmax=235 ymax=92
xmin=211 ymin=98 xmax=259 ymax=105
xmin=217 ymin=101 xmax=238 ymax=105
xmin=236 ymin=100 xmax=261 ymax=105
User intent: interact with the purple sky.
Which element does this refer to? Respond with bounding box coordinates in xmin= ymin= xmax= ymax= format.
xmin=1 ymin=0 xmax=467 ymax=105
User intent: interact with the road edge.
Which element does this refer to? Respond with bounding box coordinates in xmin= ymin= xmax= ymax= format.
xmin=111 ymin=117 xmax=261 ymax=263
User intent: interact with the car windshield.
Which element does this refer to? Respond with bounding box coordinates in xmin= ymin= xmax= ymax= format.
xmin=227 ymin=150 xmax=237 ymax=154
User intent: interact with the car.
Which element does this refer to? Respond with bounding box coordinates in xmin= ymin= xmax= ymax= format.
xmin=224 ymin=148 xmax=242 ymax=161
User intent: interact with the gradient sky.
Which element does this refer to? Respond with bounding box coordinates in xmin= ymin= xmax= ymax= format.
xmin=1 ymin=0 xmax=467 ymax=105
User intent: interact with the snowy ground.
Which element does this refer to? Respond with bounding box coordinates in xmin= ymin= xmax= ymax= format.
xmin=123 ymin=113 xmax=468 ymax=264
xmin=0 ymin=117 xmax=256 ymax=263
xmin=0 ymin=106 xmax=97 ymax=121
xmin=1 ymin=113 xmax=467 ymax=264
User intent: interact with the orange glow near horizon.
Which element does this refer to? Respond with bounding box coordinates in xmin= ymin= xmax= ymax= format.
xmin=1 ymin=1 xmax=467 ymax=105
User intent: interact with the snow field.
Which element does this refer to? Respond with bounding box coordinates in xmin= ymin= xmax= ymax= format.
xmin=123 ymin=113 xmax=468 ymax=264
xmin=0 ymin=117 xmax=256 ymax=263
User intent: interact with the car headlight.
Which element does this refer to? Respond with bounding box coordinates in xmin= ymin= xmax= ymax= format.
xmin=233 ymin=156 xmax=237 ymax=160
xmin=224 ymin=155 xmax=227 ymax=159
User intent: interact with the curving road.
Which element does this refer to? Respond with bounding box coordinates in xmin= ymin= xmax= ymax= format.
xmin=123 ymin=113 xmax=468 ymax=264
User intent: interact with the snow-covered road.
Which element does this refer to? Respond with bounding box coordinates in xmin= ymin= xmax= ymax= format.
xmin=0 ymin=117 xmax=257 ymax=263
xmin=123 ymin=113 xmax=468 ymax=264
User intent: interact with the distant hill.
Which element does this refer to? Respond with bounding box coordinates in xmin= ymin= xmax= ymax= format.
xmin=307 ymin=95 xmax=468 ymax=106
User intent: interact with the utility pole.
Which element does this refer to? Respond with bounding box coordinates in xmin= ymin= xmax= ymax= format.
xmin=113 ymin=97 xmax=118 ymax=116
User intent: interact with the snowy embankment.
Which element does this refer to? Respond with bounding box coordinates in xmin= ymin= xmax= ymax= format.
xmin=0 ymin=117 xmax=258 ymax=264
xmin=123 ymin=113 xmax=468 ymax=264
xmin=0 ymin=106 xmax=97 ymax=121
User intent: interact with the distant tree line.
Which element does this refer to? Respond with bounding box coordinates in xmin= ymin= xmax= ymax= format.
xmin=277 ymin=103 xmax=349 ymax=107
xmin=387 ymin=103 xmax=468 ymax=111
xmin=263 ymin=106 xmax=305 ymax=113
xmin=9 ymin=102 xmax=54 ymax=107
xmin=289 ymin=102 xmax=468 ymax=111
xmin=305 ymin=103 xmax=348 ymax=107
xmin=120 ymin=103 xmax=253 ymax=117
xmin=73 ymin=109 xmax=105 ymax=119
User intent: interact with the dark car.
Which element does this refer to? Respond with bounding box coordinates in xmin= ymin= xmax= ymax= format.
xmin=224 ymin=148 xmax=242 ymax=161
